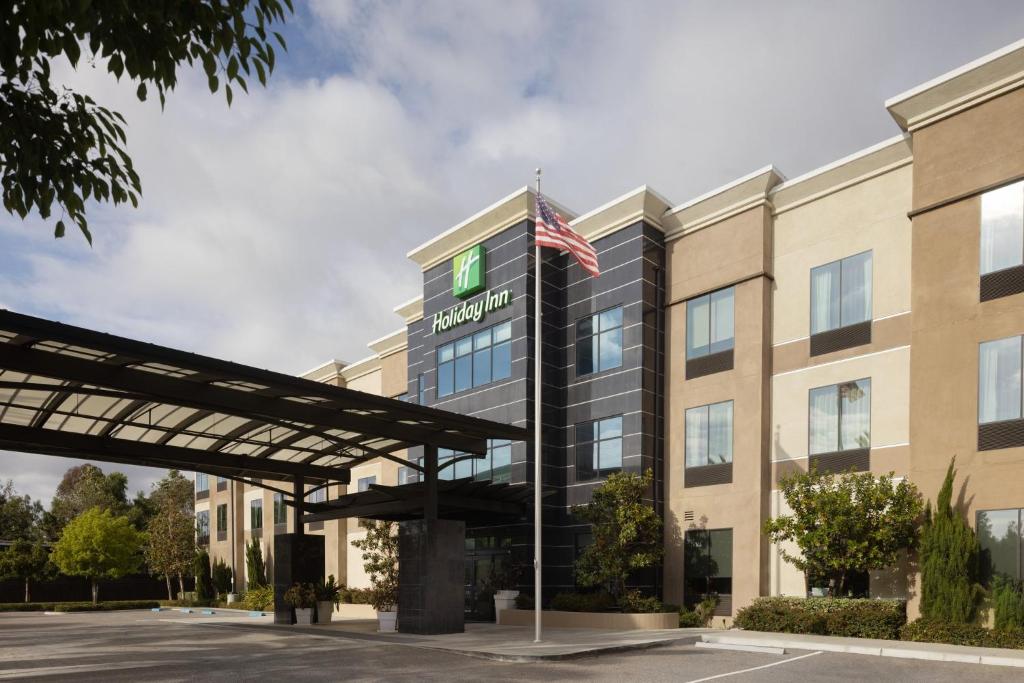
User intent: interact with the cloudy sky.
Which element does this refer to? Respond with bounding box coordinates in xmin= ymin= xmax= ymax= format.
xmin=2 ymin=1 xmax=1024 ymax=505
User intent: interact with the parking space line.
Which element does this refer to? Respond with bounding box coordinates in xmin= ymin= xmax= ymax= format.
xmin=683 ymin=650 xmax=824 ymax=682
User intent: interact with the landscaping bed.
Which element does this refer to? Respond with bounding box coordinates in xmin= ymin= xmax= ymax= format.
xmin=734 ymin=596 xmax=906 ymax=640
xmin=0 ymin=600 xmax=160 ymax=612
xmin=497 ymin=608 xmax=679 ymax=630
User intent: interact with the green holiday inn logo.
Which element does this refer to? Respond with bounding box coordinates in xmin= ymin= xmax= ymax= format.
xmin=452 ymin=244 xmax=485 ymax=299
xmin=432 ymin=243 xmax=512 ymax=334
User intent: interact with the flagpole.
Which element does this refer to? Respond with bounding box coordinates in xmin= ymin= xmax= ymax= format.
xmin=533 ymin=167 xmax=543 ymax=643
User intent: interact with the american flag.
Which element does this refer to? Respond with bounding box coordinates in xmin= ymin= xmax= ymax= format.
xmin=534 ymin=192 xmax=599 ymax=277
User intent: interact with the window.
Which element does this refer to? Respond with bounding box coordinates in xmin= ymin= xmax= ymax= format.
xmin=809 ymin=379 xmax=871 ymax=455
xmin=249 ymin=499 xmax=263 ymax=530
xmin=686 ymin=287 xmax=734 ymax=359
xmin=196 ymin=510 xmax=210 ymax=544
xmin=981 ymin=181 xmax=1024 ymax=276
xmin=810 ymin=251 xmax=872 ymax=334
xmin=437 ymin=439 xmax=513 ymax=483
xmin=216 ymin=476 xmax=227 ymax=491
xmin=216 ymin=504 xmax=227 ymax=533
xmin=357 ymin=476 xmax=376 ymax=492
xmin=196 ymin=472 xmax=209 ymax=493
xmin=685 ymin=401 xmax=733 ymax=467
xmin=306 ymin=487 xmax=327 ymax=504
xmin=418 ymin=373 xmax=427 ymax=405
xmin=575 ymin=416 xmax=623 ymax=481
xmin=576 ymin=307 xmax=623 ymax=375
xmin=272 ymin=492 xmax=287 ymax=526
xmin=979 ymin=336 xmax=1023 ymax=424
xmin=978 ymin=508 xmax=1023 ymax=583
xmin=398 ymin=464 xmax=420 ymax=485
xmin=437 ymin=320 xmax=512 ymax=397
xmin=684 ymin=528 xmax=732 ymax=612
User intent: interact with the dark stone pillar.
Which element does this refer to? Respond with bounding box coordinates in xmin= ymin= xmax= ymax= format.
xmin=397 ymin=518 xmax=465 ymax=634
xmin=273 ymin=533 xmax=325 ymax=625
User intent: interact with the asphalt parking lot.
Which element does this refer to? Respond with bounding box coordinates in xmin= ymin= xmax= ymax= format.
xmin=0 ymin=611 xmax=1020 ymax=682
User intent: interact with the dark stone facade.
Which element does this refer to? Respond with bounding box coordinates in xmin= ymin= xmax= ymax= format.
xmin=406 ymin=219 xmax=666 ymax=608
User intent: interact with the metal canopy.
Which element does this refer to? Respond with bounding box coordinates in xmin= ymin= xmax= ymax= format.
xmin=0 ymin=310 xmax=526 ymax=485
xmin=303 ymin=478 xmax=544 ymax=523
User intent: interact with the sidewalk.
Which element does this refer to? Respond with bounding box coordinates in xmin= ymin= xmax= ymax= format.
xmin=701 ymin=630 xmax=1024 ymax=669
xmin=261 ymin=619 xmax=712 ymax=661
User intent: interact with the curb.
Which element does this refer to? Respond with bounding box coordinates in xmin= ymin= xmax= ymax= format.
xmin=702 ymin=632 xmax=1024 ymax=669
xmin=216 ymin=619 xmax=703 ymax=661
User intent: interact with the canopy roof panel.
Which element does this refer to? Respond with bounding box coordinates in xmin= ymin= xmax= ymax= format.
xmin=0 ymin=310 xmax=526 ymax=485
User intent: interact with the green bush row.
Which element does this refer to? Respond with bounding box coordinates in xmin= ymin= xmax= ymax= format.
xmin=734 ymin=597 xmax=907 ymax=640
xmin=339 ymin=587 xmax=373 ymax=604
xmin=0 ymin=600 xmax=160 ymax=612
xmin=901 ymin=619 xmax=1024 ymax=649
xmin=550 ymin=592 xmax=617 ymax=612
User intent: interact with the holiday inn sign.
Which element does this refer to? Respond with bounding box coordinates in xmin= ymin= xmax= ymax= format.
xmin=432 ymin=244 xmax=512 ymax=334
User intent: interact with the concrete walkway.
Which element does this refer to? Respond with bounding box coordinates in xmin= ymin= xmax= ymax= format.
xmin=260 ymin=618 xmax=713 ymax=661
xmin=701 ymin=630 xmax=1024 ymax=669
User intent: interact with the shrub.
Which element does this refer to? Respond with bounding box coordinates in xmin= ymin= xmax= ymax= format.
xmin=0 ymin=602 xmax=51 ymax=612
xmin=992 ymin=577 xmax=1024 ymax=631
xmin=550 ymin=592 xmax=617 ymax=612
xmin=678 ymin=609 xmax=703 ymax=627
xmin=194 ymin=549 xmax=213 ymax=602
xmin=619 ymin=591 xmax=666 ymax=614
xmin=734 ymin=598 xmax=827 ymax=634
xmin=514 ymin=593 xmax=534 ymax=610
xmin=242 ymin=585 xmax=274 ymax=611
xmin=919 ymin=458 xmax=982 ymax=623
xmin=315 ymin=575 xmax=343 ymax=605
xmin=900 ymin=618 xmax=1024 ymax=649
xmin=211 ymin=558 xmax=233 ymax=597
xmin=734 ymin=597 xmax=905 ymax=639
xmin=52 ymin=600 xmax=160 ymax=612
xmin=821 ymin=600 xmax=905 ymax=639
xmin=695 ymin=596 xmax=719 ymax=627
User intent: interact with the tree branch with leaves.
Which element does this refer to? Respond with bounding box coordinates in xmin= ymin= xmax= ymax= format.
xmin=0 ymin=0 xmax=293 ymax=243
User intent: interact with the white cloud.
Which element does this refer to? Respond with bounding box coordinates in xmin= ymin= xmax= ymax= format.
xmin=2 ymin=0 xmax=1024 ymax=500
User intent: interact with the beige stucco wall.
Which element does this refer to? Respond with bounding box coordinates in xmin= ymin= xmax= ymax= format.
xmin=907 ymin=87 xmax=1024 ymax=618
xmin=771 ymin=345 xmax=911 ymax=465
xmin=772 ymin=165 xmax=912 ymax=346
xmin=664 ymin=206 xmax=772 ymax=616
xmin=912 ymin=86 xmax=1024 ymax=210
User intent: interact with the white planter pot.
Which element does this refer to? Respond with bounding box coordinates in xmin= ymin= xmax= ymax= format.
xmin=316 ymin=601 xmax=334 ymax=624
xmin=494 ymin=590 xmax=520 ymax=616
xmin=226 ymin=593 xmax=238 ymax=604
xmin=377 ymin=610 xmax=397 ymax=632
xmin=294 ymin=608 xmax=314 ymax=625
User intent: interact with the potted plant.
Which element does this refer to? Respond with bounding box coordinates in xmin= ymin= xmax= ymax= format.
xmin=489 ymin=558 xmax=523 ymax=618
xmin=314 ymin=575 xmax=343 ymax=624
xmin=352 ymin=520 xmax=399 ymax=632
xmin=283 ymin=582 xmax=316 ymax=625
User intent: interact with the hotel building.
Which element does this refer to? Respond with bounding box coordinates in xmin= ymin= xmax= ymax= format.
xmin=197 ymin=40 xmax=1024 ymax=622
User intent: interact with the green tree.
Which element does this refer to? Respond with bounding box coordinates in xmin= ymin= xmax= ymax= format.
xmin=1 ymin=1 xmax=293 ymax=243
xmin=352 ymin=520 xmax=399 ymax=611
xmin=919 ymin=457 xmax=982 ymax=623
xmin=0 ymin=539 xmax=53 ymax=602
xmin=245 ymin=538 xmax=267 ymax=589
xmin=764 ymin=468 xmax=922 ymax=597
xmin=143 ymin=471 xmax=196 ymax=599
xmin=0 ymin=480 xmax=44 ymax=541
xmin=194 ymin=549 xmax=213 ymax=602
xmin=573 ymin=470 xmax=663 ymax=601
xmin=51 ymin=507 xmax=145 ymax=604
xmin=45 ymin=464 xmax=130 ymax=538
xmin=212 ymin=558 xmax=233 ymax=598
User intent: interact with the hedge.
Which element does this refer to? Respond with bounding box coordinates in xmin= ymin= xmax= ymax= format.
xmin=734 ymin=597 xmax=906 ymax=640
xmin=550 ymin=592 xmax=616 ymax=612
xmin=0 ymin=600 xmax=160 ymax=612
xmin=901 ymin=619 xmax=1024 ymax=649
